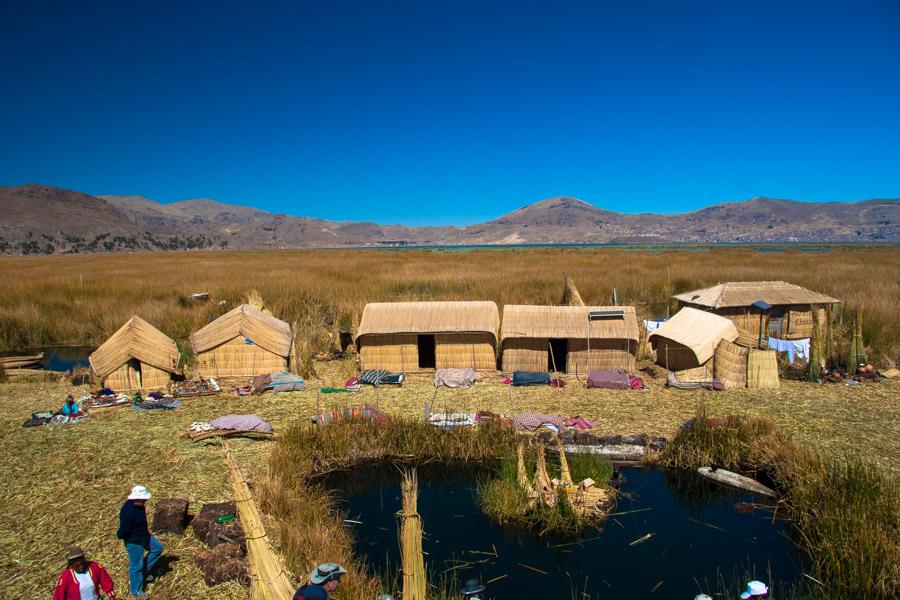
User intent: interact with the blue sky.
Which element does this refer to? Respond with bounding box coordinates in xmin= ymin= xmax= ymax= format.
xmin=1 ymin=0 xmax=899 ymax=225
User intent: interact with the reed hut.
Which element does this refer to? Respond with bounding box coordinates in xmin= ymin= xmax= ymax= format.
xmin=673 ymin=281 xmax=839 ymax=340
xmin=355 ymin=301 xmax=499 ymax=372
xmin=649 ymin=307 xmax=739 ymax=373
xmin=89 ymin=316 xmax=180 ymax=390
xmin=501 ymin=305 xmax=640 ymax=374
xmin=190 ymin=304 xmax=292 ymax=377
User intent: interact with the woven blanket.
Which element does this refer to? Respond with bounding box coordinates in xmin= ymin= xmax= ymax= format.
xmin=586 ymin=369 xmax=630 ymax=390
xmin=434 ymin=368 xmax=475 ymax=388
xmin=359 ymin=370 xmax=405 ymax=386
xmin=513 ymin=412 xmax=566 ymax=432
xmin=210 ymin=414 xmax=273 ymax=433
xmin=512 ymin=371 xmax=551 ymax=387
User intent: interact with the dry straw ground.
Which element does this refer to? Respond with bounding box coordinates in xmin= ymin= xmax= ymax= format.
xmin=0 ymin=361 xmax=897 ymax=599
xmin=0 ymin=245 xmax=897 ymax=364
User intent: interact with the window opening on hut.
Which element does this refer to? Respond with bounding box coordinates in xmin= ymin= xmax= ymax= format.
xmin=767 ymin=308 xmax=785 ymax=337
xmin=548 ymin=338 xmax=567 ymax=372
xmin=417 ymin=335 xmax=436 ymax=369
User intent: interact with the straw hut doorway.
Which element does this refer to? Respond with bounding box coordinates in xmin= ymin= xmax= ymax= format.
xmin=548 ymin=338 xmax=567 ymax=372
xmin=417 ymin=335 xmax=436 ymax=369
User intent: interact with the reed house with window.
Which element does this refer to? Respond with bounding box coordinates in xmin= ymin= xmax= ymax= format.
xmin=355 ymin=301 xmax=500 ymax=371
xmin=500 ymin=305 xmax=640 ymax=374
xmin=673 ymin=281 xmax=839 ymax=340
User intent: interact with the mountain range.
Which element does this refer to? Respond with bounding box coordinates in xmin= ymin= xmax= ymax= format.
xmin=0 ymin=184 xmax=897 ymax=254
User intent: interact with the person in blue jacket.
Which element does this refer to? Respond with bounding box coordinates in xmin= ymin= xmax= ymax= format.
xmin=293 ymin=563 xmax=347 ymax=599
xmin=116 ymin=485 xmax=163 ymax=599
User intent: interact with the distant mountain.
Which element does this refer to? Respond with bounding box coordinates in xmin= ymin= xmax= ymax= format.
xmin=0 ymin=184 xmax=897 ymax=255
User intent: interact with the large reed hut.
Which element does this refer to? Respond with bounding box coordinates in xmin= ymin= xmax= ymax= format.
xmin=501 ymin=305 xmax=640 ymax=374
xmin=355 ymin=301 xmax=499 ymax=372
xmin=673 ymin=281 xmax=839 ymax=340
xmin=190 ymin=304 xmax=292 ymax=377
xmin=649 ymin=307 xmax=739 ymax=372
xmin=89 ymin=316 xmax=180 ymax=390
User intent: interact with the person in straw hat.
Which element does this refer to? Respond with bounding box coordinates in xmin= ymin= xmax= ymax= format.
xmin=293 ymin=563 xmax=348 ymax=599
xmin=116 ymin=485 xmax=163 ymax=599
xmin=52 ymin=545 xmax=116 ymax=600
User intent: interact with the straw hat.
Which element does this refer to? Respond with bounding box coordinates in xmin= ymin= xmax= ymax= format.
xmin=128 ymin=485 xmax=151 ymax=500
xmin=740 ymin=580 xmax=769 ymax=598
xmin=460 ymin=579 xmax=485 ymax=595
xmin=309 ymin=563 xmax=347 ymax=584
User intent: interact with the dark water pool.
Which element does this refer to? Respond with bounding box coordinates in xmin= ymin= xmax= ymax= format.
xmin=39 ymin=346 xmax=92 ymax=371
xmin=327 ymin=465 xmax=807 ymax=598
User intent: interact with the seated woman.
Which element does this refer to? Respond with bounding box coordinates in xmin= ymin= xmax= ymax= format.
xmin=58 ymin=395 xmax=86 ymax=418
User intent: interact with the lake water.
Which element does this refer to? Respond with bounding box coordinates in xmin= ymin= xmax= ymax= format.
xmin=39 ymin=346 xmax=92 ymax=371
xmin=328 ymin=465 xmax=807 ymax=599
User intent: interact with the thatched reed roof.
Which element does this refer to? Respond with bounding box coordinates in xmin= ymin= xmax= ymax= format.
xmin=501 ymin=305 xmax=639 ymax=342
xmin=355 ymin=301 xmax=500 ymax=341
xmin=190 ymin=303 xmax=292 ymax=357
xmin=89 ymin=316 xmax=179 ymax=378
xmin=649 ymin=307 xmax=739 ymax=365
xmin=674 ymin=281 xmax=839 ymax=309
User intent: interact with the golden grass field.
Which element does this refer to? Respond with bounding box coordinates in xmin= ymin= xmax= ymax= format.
xmin=0 ymin=360 xmax=897 ymax=599
xmin=0 ymin=246 xmax=898 ymax=598
xmin=0 ymin=245 xmax=898 ymax=364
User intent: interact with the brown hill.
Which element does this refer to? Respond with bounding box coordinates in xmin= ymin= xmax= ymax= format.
xmin=1 ymin=185 xmax=897 ymax=254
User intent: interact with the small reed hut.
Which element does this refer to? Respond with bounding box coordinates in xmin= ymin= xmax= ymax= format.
xmin=673 ymin=281 xmax=839 ymax=341
xmin=89 ymin=316 xmax=180 ymax=390
xmin=501 ymin=305 xmax=640 ymax=374
xmin=355 ymin=301 xmax=500 ymax=372
xmin=190 ymin=304 xmax=292 ymax=377
xmin=649 ymin=307 xmax=739 ymax=372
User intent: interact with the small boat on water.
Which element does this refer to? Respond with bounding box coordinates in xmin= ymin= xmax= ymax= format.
xmin=0 ymin=353 xmax=44 ymax=369
xmin=697 ymin=466 xmax=777 ymax=498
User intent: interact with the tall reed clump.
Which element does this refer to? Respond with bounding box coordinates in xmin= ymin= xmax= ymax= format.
xmin=478 ymin=446 xmax=614 ymax=534
xmin=662 ymin=409 xmax=900 ymax=599
xmin=258 ymin=418 xmax=520 ymax=598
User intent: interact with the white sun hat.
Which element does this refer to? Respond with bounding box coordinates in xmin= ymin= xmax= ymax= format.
xmin=128 ymin=485 xmax=152 ymax=500
xmin=739 ymin=580 xmax=769 ymax=598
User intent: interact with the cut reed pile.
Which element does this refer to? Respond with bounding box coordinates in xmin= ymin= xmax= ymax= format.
xmin=663 ymin=409 xmax=900 ymax=599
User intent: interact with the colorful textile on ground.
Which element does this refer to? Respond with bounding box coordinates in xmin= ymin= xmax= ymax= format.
xmin=628 ymin=375 xmax=646 ymax=390
xmin=358 ymin=370 xmax=405 ymax=386
xmin=512 ymin=371 xmax=551 ymax=387
xmin=133 ymin=398 xmax=182 ymax=411
xmin=344 ymin=376 xmax=361 ymax=391
xmin=513 ymin=412 xmax=567 ymax=432
xmin=549 ymin=378 xmax=566 ymax=388
xmin=666 ymin=372 xmax=724 ymax=391
xmin=428 ymin=412 xmax=476 ymax=427
xmin=269 ymin=372 xmax=305 ymax=392
xmin=319 ymin=387 xmax=351 ymax=393
xmin=312 ymin=404 xmax=385 ymax=426
xmin=231 ymin=386 xmax=253 ymax=396
xmin=434 ymin=368 xmax=476 ymax=388
xmin=209 ymin=414 xmax=273 ymax=433
xmin=586 ymin=369 xmax=631 ymax=389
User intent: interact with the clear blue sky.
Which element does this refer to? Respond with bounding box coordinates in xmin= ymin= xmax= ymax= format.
xmin=1 ymin=1 xmax=899 ymax=225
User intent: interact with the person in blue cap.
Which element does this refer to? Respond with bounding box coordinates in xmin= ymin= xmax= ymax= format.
xmin=293 ymin=563 xmax=347 ymax=599
xmin=460 ymin=578 xmax=486 ymax=599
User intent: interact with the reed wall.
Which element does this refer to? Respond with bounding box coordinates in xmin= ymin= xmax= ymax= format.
xmin=567 ymin=338 xmax=636 ymax=373
xmin=358 ymin=334 xmax=418 ymax=371
xmin=434 ymin=333 xmax=496 ymax=370
xmin=194 ymin=335 xmax=287 ymax=377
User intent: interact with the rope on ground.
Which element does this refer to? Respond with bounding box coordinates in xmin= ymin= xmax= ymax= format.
xmin=224 ymin=442 xmax=295 ymax=600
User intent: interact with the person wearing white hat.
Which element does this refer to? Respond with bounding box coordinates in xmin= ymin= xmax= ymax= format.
xmin=116 ymin=485 xmax=164 ymax=599
xmin=739 ymin=580 xmax=769 ymax=599
xmin=293 ymin=563 xmax=347 ymax=599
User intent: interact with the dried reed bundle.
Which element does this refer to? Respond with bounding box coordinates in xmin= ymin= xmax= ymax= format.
xmin=560 ymin=275 xmax=585 ymax=306
xmin=400 ymin=469 xmax=426 ymax=600
xmin=225 ymin=445 xmax=295 ymax=600
xmin=747 ymin=349 xmax=779 ymax=389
